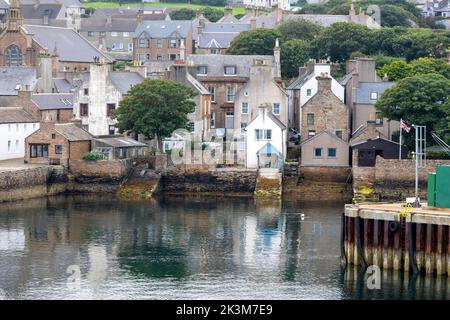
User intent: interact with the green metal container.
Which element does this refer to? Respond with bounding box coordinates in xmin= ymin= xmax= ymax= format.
xmin=427 ymin=172 xmax=436 ymax=207
xmin=436 ymin=165 xmax=450 ymax=208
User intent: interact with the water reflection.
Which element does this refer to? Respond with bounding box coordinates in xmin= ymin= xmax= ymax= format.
xmin=0 ymin=195 xmax=447 ymax=299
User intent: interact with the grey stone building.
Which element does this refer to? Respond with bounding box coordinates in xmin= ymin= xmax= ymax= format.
xmin=196 ymin=22 xmax=250 ymax=54
xmin=80 ymin=13 xmax=170 ymax=61
xmin=300 ymin=75 xmax=350 ymax=167
xmin=73 ymin=62 xmax=144 ymax=136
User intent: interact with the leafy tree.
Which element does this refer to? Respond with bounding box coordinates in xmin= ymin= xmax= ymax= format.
xmin=226 ymin=28 xmax=280 ymax=55
xmin=377 ymin=57 xmax=450 ymax=80
xmin=312 ymin=22 xmax=371 ymax=62
xmin=375 ymin=73 xmax=450 ymax=146
xmin=170 ymin=8 xmax=196 ymax=20
xmin=114 ymin=79 xmax=197 ymax=151
xmin=277 ymin=19 xmax=322 ymax=42
xmin=281 ymin=40 xmax=311 ymax=78
xmin=203 ymin=7 xmax=224 ymax=22
xmin=376 ymin=60 xmax=412 ymax=81
xmin=372 ymin=54 xmax=403 ymax=70
xmin=378 ymin=5 xmax=414 ymax=28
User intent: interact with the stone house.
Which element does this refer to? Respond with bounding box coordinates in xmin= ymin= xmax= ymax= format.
xmin=300 ymin=75 xmax=350 ymax=144
xmin=73 ymin=62 xmax=144 ymax=136
xmin=185 ymin=48 xmax=282 ymax=132
xmin=244 ymin=105 xmax=287 ymax=170
xmin=168 ymin=62 xmax=212 ymax=138
xmin=31 ymin=93 xmax=74 ymax=122
xmin=0 ymin=107 xmax=39 ymax=160
xmin=422 ymin=0 xmax=450 ymax=29
xmin=0 ymin=1 xmax=113 ymax=78
xmin=287 ymin=59 xmax=344 ymax=130
xmin=195 ymin=22 xmax=250 ymax=55
xmin=301 ymin=131 xmax=349 ymax=167
xmin=80 ymin=13 xmax=170 ymax=61
xmin=341 ymin=57 xmax=398 ymax=140
xmin=133 ymin=20 xmax=193 ymax=63
xmin=24 ymin=122 xmax=92 ymax=165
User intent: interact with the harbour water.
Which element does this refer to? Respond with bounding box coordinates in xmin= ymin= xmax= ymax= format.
xmin=0 ymin=194 xmax=449 ymax=300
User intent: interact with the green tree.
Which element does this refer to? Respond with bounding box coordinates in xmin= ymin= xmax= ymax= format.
xmin=410 ymin=57 xmax=450 ymax=79
xmin=378 ymin=4 xmax=415 ymax=28
xmin=376 ymin=60 xmax=412 ymax=81
xmin=114 ymin=79 xmax=197 ymax=150
xmin=170 ymin=8 xmax=196 ymax=20
xmin=226 ymin=28 xmax=280 ymax=55
xmin=281 ymin=40 xmax=311 ymax=78
xmin=312 ymin=22 xmax=371 ymax=62
xmin=277 ymin=19 xmax=322 ymax=42
xmin=203 ymin=7 xmax=224 ymax=22
xmin=375 ymin=73 xmax=450 ymax=146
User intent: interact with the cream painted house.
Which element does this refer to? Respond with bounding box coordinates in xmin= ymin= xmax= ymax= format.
xmin=244 ymin=105 xmax=287 ymax=170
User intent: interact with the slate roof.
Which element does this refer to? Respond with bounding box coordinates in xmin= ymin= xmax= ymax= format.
xmin=108 ymin=71 xmax=144 ymax=95
xmin=135 ymin=20 xmax=192 ymax=38
xmin=20 ymin=0 xmax=83 ymax=6
xmin=283 ymin=14 xmax=350 ymax=27
xmin=0 ymin=67 xmax=37 ymax=96
xmin=0 ymin=0 xmax=8 ymax=10
xmin=0 ymin=108 xmax=38 ymax=124
xmin=53 ymin=78 xmax=71 ymax=93
xmin=92 ymin=7 xmax=167 ymax=18
xmin=54 ymin=123 xmax=92 ymax=141
xmin=287 ymin=71 xmax=315 ymax=90
xmin=198 ymin=32 xmax=240 ymax=49
xmin=351 ymin=137 xmax=401 ymax=148
xmin=355 ymin=82 xmax=395 ymax=105
xmin=94 ymin=136 xmax=146 ymax=147
xmin=80 ymin=18 xmax=137 ymax=32
xmin=21 ymin=4 xmax=63 ymax=20
xmin=216 ymin=13 xmax=240 ymax=24
xmin=239 ymin=12 xmax=278 ymax=28
xmin=301 ymin=131 xmax=348 ymax=146
xmin=267 ymin=112 xmax=287 ymax=130
xmin=22 ymin=25 xmax=113 ymax=63
xmin=203 ymin=22 xmax=250 ymax=33
xmin=186 ymin=72 xmax=209 ymax=95
xmin=31 ymin=93 xmax=73 ymax=110
xmin=186 ymin=54 xmax=279 ymax=78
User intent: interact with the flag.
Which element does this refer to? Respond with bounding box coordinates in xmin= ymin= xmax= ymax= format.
xmin=401 ymin=119 xmax=411 ymax=133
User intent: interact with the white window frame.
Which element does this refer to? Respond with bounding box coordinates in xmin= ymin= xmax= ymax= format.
xmin=241 ymin=102 xmax=248 ymax=114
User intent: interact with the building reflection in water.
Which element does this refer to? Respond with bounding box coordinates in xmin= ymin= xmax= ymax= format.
xmin=0 ymin=194 xmax=448 ymax=299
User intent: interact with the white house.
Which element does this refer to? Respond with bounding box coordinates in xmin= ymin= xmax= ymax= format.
xmin=244 ymin=105 xmax=286 ymax=170
xmin=242 ymin=0 xmax=291 ymax=11
xmin=287 ymin=60 xmax=344 ymax=130
xmin=0 ymin=108 xmax=39 ymax=161
xmin=73 ymin=63 xmax=144 ymax=136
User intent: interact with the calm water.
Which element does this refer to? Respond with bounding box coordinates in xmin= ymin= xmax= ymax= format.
xmin=0 ymin=194 xmax=449 ymax=300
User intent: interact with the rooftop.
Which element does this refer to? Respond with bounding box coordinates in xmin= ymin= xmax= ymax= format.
xmin=94 ymin=136 xmax=147 ymax=148
xmin=22 ymin=25 xmax=114 ymax=63
xmin=0 ymin=67 xmax=37 ymax=96
xmin=108 ymin=71 xmax=144 ymax=95
xmin=135 ymin=20 xmax=192 ymax=38
xmin=54 ymin=123 xmax=92 ymax=141
xmin=31 ymin=93 xmax=74 ymax=110
xmin=355 ymin=82 xmax=395 ymax=105
xmin=0 ymin=107 xmax=38 ymax=124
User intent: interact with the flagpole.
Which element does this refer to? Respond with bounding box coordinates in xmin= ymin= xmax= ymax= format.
xmin=399 ymin=118 xmax=402 ymax=160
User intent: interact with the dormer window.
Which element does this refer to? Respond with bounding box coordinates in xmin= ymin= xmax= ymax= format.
xmin=196 ymin=65 xmax=207 ymax=75
xmin=370 ymin=92 xmax=378 ymax=100
xmin=224 ymin=65 xmax=236 ymax=75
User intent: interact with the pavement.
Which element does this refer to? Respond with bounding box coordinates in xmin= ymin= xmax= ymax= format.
xmin=0 ymin=158 xmax=49 ymax=172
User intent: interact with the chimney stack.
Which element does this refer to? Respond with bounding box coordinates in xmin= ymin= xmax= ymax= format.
xmin=316 ymin=73 xmax=332 ymax=92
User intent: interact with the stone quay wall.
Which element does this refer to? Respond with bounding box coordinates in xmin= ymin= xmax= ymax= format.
xmin=0 ymin=166 xmax=67 ymax=203
xmin=353 ymin=157 xmax=450 ymax=200
xmin=159 ymin=167 xmax=258 ymax=195
xmin=68 ymin=159 xmax=131 ymax=183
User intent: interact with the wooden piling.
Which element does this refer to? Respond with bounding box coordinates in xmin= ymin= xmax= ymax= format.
xmin=363 ymin=219 xmax=372 ymax=265
xmin=393 ymin=222 xmax=401 ymax=271
xmin=353 ymin=217 xmax=359 ymax=266
xmin=348 ymin=217 xmax=354 ymax=265
xmin=416 ymin=223 xmax=424 ymax=272
xmin=373 ymin=219 xmax=382 ymax=267
xmin=436 ymin=225 xmax=445 ymax=276
xmin=404 ymin=222 xmax=410 ymax=272
xmin=425 ymin=224 xmax=435 ymax=275
xmin=383 ymin=221 xmax=393 ymax=270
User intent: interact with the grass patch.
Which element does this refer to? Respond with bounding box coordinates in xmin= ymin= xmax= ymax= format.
xmin=83 ymin=1 xmax=245 ymax=15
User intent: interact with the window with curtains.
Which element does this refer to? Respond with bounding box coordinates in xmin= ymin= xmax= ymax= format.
xmin=30 ymin=144 xmax=49 ymax=158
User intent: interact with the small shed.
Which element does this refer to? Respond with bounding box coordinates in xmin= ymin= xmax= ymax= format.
xmin=92 ymin=136 xmax=148 ymax=160
xmin=351 ymin=137 xmax=407 ymax=167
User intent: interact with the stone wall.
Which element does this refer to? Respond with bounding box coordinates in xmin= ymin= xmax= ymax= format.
xmin=353 ymin=157 xmax=450 ymax=200
xmin=69 ymin=159 xmax=131 ymax=183
xmin=299 ymin=166 xmax=352 ymax=183
xmin=159 ymin=167 xmax=257 ymax=195
xmin=0 ymin=166 xmax=67 ymax=202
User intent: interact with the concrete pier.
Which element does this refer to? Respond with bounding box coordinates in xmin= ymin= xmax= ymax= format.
xmin=344 ymin=203 xmax=450 ymax=276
